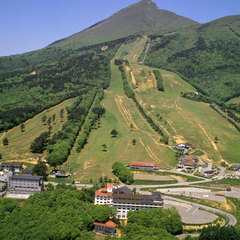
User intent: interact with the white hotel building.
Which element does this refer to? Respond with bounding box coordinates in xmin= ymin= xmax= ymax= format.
xmin=94 ymin=184 xmax=163 ymax=219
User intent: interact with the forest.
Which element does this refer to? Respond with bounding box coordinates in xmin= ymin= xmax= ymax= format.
xmin=0 ymin=185 xmax=186 ymax=240
xmin=0 ymin=35 xmax=138 ymax=132
xmin=0 ymin=185 xmax=116 ymax=240
xmin=144 ymin=17 xmax=240 ymax=102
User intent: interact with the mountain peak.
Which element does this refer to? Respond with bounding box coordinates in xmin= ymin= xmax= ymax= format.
xmin=50 ymin=0 xmax=198 ymax=49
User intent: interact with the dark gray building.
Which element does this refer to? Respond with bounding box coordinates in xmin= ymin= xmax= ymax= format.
xmin=93 ymin=221 xmax=116 ymax=235
xmin=112 ymin=191 xmax=163 ymax=219
xmin=1 ymin=162 xmax=22 ymax=172
xmin=231 ymin=164 xmax=240 ymax=171
xmin=9 ymin=175 xmax=43 ymax=194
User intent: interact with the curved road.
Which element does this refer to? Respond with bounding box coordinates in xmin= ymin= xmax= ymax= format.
xmin=128 ymin=179 xmax=212 ymax=193
xmin=165 ymin=195 xmax=237 ymax=226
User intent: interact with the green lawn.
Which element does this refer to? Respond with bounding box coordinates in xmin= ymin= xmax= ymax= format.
xmin=131 ymin=169 xmax=203 ymax=182
xmin=66 ymin=41 xmax=176 ymax=182
xmin=121 ymin=38 xmax=240 ymax=164
xmin=0 ymin=98 xmax=76 ymax=162
xmin=133 ymin=179 xmax=178 ymax=185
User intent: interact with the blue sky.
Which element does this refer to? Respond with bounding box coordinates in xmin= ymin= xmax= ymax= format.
xmin=0 ymin=0 xmax=239 ymax=56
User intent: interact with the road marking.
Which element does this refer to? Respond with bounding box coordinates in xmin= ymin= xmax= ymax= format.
xmin=186 ymin=206 xmax=192 ymax=212
xmin=193 ymin=207 xmax=199 ymax=214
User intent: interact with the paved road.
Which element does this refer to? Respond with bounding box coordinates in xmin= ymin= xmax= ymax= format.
xmin=44 ymin=182 xmax=93 ymax=188
xmin=217 ymin=167 xmax=226 ymax=179
xmin=160 ymin=169 xmax=206 ymax=180
xmin=165 ymin=196 xmax=237 ymax=226
xmin=128 ymin=179 xmax=212 ymax=193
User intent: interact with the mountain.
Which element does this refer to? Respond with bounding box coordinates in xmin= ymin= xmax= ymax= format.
xmin=0 ymin=0 xmax=197 ymax=72
xmin=144 ymin=14 xmax=240 ymax=101
xmin=50 ymin=0 xmax=198 ymax=49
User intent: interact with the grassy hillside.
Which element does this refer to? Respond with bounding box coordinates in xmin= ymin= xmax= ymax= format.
xmin=122 ymin=37 xmax=240 ymax=164
xmin=0 ymin=98 xmax=76 ymax=162
xmin=66 ymin=42 xmax=176 ymax=182
xmin=144 ymin=15 xmax=240 ymax=101
xmin=64 ymin=36 xmax=240 ymax=182
xmin=0 ymin=37 xmax=131 ymax=132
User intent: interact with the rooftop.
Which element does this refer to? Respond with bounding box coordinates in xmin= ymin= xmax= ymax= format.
xmin=95 ymin=190 xmax=113 ymax=197
xmin=180 ymin=159 xmax=197 ymax=166
xmin=179 ymin=155 xmax=198 ymax=161
xmin=1 ymin=162 xmax=22 ymax=167
xmin=94 ymin=221 xmax=116 ymax=228
xmin=131 ymin=162 xmax=159 ymax=167
xmin=113 ymin=186 xmax=132 ymax=194
xmin=10 ymin=175 xmax=43 ymax=181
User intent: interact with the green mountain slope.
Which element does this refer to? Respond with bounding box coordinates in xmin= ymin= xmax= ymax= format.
xmin=0 ymin=0 xmax=197 ymax=73
xmin=144 ymin=15 xmax=240 ymax=101
xmin=49 ymin=0 xmax=198 ymax=49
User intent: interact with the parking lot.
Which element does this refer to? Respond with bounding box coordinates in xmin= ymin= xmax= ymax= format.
xmin=164 ymin=199 xmax=218 ymax=224
xmin=159 ymin=187 xmax=226 ymax=202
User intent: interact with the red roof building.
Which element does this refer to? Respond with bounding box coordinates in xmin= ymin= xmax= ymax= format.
xmin=130 ymin=162 xmax=159 ymax=170
xmin=95 ymin=184 xmax=115 ymax=204
xmin=94 ymin=221 xmax=116 ymax=235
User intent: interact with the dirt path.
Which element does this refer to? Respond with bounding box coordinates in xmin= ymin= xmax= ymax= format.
xmin=114 ymin=92 xmax=173 ymax=159
xmin=166 ymin=119 xmax=177 ymax=135
xmin=125 ymin=66 xmax=137 ymax=86
xmin=151 ymin=71 xmax=158 ymax=88
xmin=0 ymin=131 xmax=5 ymax=140
xmin=175 ymin=96 xmax=182 ymax=111
xmin=197 ymin=123 xmax=224 ymax=161
xmin=115 ymin=94 xmax=138 ymax=129
xmin=139 ymin=138 xmax=161 ymax=162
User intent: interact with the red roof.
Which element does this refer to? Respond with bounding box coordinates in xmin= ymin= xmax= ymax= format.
xmin=131 ymin=162 xmax=159 ymax=167
xmin=95 ymin=190 xmax=113 ymax=197
xmin=94 ymin=221 xmax=116 ymax=228
xmin=107 ymin=183 xmax=114 ymax=188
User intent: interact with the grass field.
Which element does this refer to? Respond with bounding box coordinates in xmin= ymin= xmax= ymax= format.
xmin=131 ymin=169 xmax=203 ymax=182
xmin=2 ymin=36 xmax=240 ymax=183
xmin=133 ymin=179 xmax=178 ymax=185
xmin=0 ymin=98 xmax=76 ymax=162
xmin=122 ymin=37 xmax=240 ymax=164
xmin=66 ymin=41 xmax=176 ymax=182
xmin=226 ymin=96 xmax=240 ymax=105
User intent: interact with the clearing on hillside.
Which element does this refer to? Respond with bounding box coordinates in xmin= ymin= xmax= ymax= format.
xmin=0 ymin=98 xmax=76 ymax=162
xmin=66 ymin=41 xmax=176 ymax=182
xmin=124 ymin=37 xmax=240 ymax=164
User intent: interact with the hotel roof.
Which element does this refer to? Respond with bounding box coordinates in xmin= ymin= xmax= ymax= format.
xmin=131 ymin=162 xmax=159 ymax=167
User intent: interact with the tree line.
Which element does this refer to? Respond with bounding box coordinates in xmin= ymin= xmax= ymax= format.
xmin=46 ymin=89 xmax=97 ymax=167
xmin=110 ymin=207 xmax=182 ymax=240
xmin=76 ymin=88 xmax=105 ymax=152
xmin=118 ymin=64 xmax=165 ymax=137
xmin=112 ymin=162 xmax=134 ymax=185
xmin=153 ymin=69 xmax=164 ymax=92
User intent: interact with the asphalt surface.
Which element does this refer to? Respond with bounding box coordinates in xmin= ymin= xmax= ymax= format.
xmin=128 ymin=179 xmax=212 ymax=193
xmin=165 ymin=195 xmax=237 ymax=226
xmin=164 ymin=200 xmax=218 ymax=224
